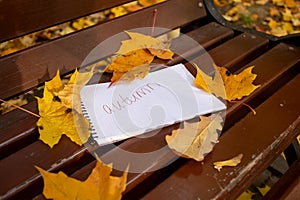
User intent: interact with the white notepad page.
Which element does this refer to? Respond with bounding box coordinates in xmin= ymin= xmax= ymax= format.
xmin=80 ymin=63 xmax=226 ymax=145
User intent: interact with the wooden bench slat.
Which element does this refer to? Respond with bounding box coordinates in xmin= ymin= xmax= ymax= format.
xmin=123 ymin=42 xmax=300 ymax=199
xmin=0 ymin=22 xmax=231 ymax=159
xmin=0 ymin=0 xmax=206 ymax=100
xmin=1 ymin=0 xmax=299 ymax=199
xmin=0 ymin=0 xmax=134 ymax=42
xmin=225 ymin=43 xmax=300 ymax=129
xmin=0 ymin=137 xmax=82 ymax=195
xmin=33 ymin=32 xmax=273 ymax=200
xmin=167 ymin=22 xmax=234 ymax=65
xmin=0 ymin=102 xmax=38 ymax=159
xmin=2 ymin=28 xmax=264 ymax=199
xmin=142 ymin=73 xmax=300 ymax=200
xmin=209 ymin=33 xmax=268 ymax=70
xmin=191 ymin=32 xmax=268 ymax=74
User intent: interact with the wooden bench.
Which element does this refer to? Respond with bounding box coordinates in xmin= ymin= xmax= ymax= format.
xmin=0 ymin=0 xmax=299 ymax=199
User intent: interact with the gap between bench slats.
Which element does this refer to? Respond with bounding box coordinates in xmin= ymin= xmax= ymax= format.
xmin=0 ymin=0 xmax=134 ymax=43
xmin=0 ymin=0 xmax=205 ymax=100
xmin=264 ymin=156 xmax=300 ymax=200
xmin=0 ymin=22 xmax=233 ymax=161
xmin=141 ymin=58 xmax=300 ymax=200
xmin=32 ymin=32 xmax=272 ymax=200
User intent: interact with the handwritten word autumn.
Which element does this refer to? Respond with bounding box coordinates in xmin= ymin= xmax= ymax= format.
xmin=102 ymin=83 xmax=160 ymax=114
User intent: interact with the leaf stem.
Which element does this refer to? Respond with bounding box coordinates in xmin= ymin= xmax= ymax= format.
xmin=0 ymin=98 xmax=40 ymax=118
xmin=151 ymin=9 xmax=158 ymax=37
xmin=230 ymin=100 xmax=256 ymax=115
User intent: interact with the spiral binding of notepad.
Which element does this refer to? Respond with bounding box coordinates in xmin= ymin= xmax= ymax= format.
xmin=80 ymin=101 xmax=98 ymax=140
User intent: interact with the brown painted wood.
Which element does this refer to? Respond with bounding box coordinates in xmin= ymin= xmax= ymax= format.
xmin=0 ymin=101 xmax=38 ymax=159
xmin=32 ymin=32 xmax=271 ymax=200
xmin=0 ymin=137 xmax=81 ymax=195
xmin=167 ymin=22 xmax=234 ymax=66
xmin=141 ymin=59 xmax=300 ymax=200
xmin=0 ymin=22 xmax=231 ymax=160
xmin=0 ymin=0 xmax=134 ymax=42
xmin=191 ymin=32 xmax=268 ymax=74
xmin=1 ymin=0 xmax=300 ymax=199
xmin=0 ymin=0 xmax=206 ymax=100
xmin=123 ymin=42 xmax=300 ymax=199
xmin=225 ymin=43 xmax=300 ymax=129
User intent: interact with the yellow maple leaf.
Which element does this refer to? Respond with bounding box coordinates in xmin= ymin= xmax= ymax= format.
xmin=284 ymin=0 xmax=296 ymax=8
xmin=166 ymin=114 xmax=223 ymax=161
xmin=106 ymin=31 xmax=174 ymax=85
xmin=106 ymin=49 xmax=154 ymax=85
xmin=37 ymin=95 xmax=90 ymax=148
xmin=237 ymin=189 xmax=255 ymax=200
xmin=37 ymin=70 xmax=92 ymax=147
xmin=123 ymin=2 xmax=143 ymax=12
xmin=56 ymin=69 xmax=94 ymax=112
xmin=213 ymin=153 xmax=243 ymax=171
xmin=111 ymin=6 xmax=128 ymax=18
xmin=45 ymin=70 xmax=64 ymax=95
xmin=194 ymin=64 xmax=226 ymax=98
xmin=257 ymin=185 xmax=271 ymax=196
xmin=110 ymin=64 xmax=150 ymax=86
xmin=72 ymin=18 xmax=86 ymax=30
xmin=138 ymin=0 xmax=165 ymax=7
xmin=282 ymin=8 xmax=292 ymax=21
xmin=213 ymin=0 xmax=230 ymax=7
xmin=282 ymin=22 xmax=294 ymax=33
xmin=268 ymin=19 xmax=278 ymax=29
xmin=107 ymin=49 xmax=154 ymax=73
xmin=194 ymin=64 xmax=260 ymax=101
xmin=116 ymin=31 xmax=174 ymax=59
xmin=36 ymin=157 xmax=128 ymax=200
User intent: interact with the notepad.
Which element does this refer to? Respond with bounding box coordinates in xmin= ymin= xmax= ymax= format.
xmin=80 ymin=63 xmax=226 ymax=145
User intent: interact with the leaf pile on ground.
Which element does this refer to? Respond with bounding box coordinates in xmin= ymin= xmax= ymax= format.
xmin=214 ymin=0 xmax=300 ymax=37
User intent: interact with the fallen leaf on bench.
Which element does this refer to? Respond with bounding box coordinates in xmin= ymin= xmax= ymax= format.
xmin=37 ymin=98 xmax=90 ymax=148
xmin=56 ymin=68 xmax=94 ymax=112
xmin=37 ymin=69 xmax=92 ymax=147
xmin=110 ymin=64 xmax=150 ymax=85
xmin=194 ymin=64 xmax=260 ymax=101
xmin=36 ymin=157 xmax=128 ymax=200
xmin=165 ymin=114 xmax=223 ymax=161
xmin=213 ymin=153 xmax=243 ymax=172
xmin=116 ymin=31 xmax=174 ymax=59
xmin=106 ymin=31 xmax=174 ymax=85
xmin=106 ymin=49 xmax=153 ymax=86
xmin=106 ymin=49 xmax=154 ymax=73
